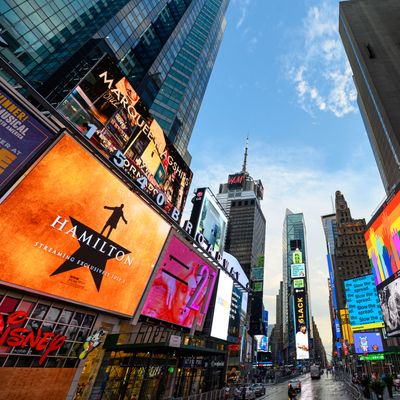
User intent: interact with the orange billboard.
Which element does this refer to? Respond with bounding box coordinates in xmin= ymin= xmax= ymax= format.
xmin=0 ymin=135 xmax=170 ymax=316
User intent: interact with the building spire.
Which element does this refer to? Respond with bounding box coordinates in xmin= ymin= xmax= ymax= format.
xmin=242 ymin=135 xmax=249 ymax=173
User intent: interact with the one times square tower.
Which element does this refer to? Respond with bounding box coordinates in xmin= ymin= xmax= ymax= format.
xmin=0 ymin=0 xmax=229 ymax=162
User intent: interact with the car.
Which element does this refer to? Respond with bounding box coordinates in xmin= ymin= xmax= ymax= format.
xmin=250 ymin=384 xmax=266 ymax=397
xmin=289 ymin=379 xmax=301 ymax=393
xmin=234 ymin=386 xmax=256 ymax=400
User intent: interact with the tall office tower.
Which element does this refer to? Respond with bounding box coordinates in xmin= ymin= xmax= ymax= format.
xmin=334 ymin=191 xmax=371 ymax=309
xmin=217 ymin=142 xmax=265 ymax=279
xmin=282 ymin=210 xmax=313 ymax=364
xmin=270 ymin=281 xmax=284 ymax=366
xmin=216 ymin=142 xmax=266 ymax=336
xmin=311 ymin=317 xmax=328 ymax=368
xmin=339 ymin=0 xmax=400 ymax=194
xmin=321 ymin=213 xmax=341 ymax=357
xmin=0 ymin=0 xmax=229 ymax=162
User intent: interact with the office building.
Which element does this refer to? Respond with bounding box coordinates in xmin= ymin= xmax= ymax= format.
xmin=339 ymin=0 xmax=400 ymax=194
xmin=270 ymin=281 xmax=283 ymax=366
xmin=322 ymin=191 xmax=371 ymax=359
xmin=217 ymin=142 xmax=265 ymax=279
xmin=0 ymin=0 xmax=229 ymax=162
xmin=282 ymin=210 xmax=313 ymax=364
xmin=312 ymin=317 xmax=327 ymax=368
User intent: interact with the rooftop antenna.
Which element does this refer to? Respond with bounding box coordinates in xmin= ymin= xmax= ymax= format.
xmin=242 ymin=135 xmax=249 ymax=173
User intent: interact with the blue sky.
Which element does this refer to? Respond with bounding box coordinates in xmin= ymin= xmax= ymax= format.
xmin=186 ymin=0 xmax=386 ymax=352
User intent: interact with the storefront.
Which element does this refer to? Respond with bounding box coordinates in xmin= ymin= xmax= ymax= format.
xmin=89 ymin=320 xmax=227 ymax=400
xmin=0 ymin=288 xmax=98 ymax=399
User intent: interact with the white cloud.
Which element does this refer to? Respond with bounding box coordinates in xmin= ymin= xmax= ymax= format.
xmin=186 ymin=141 xmax=385 ymax=355
xmin=286 ymin=1 xmax=357 ymax=118
xmin=235 ymin=0 xmax=251 ymax=29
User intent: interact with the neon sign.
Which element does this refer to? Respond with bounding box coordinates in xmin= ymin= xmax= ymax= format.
xmin=0 ymin=311 xmax=66 ymax=365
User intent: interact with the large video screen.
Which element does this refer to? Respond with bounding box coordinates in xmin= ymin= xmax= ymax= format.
xmin=0 ymin=135 xmax=170 ymax=315
xmin=189 ymin=187 xmax=227 ymax=252
xmin=365 ymin=189 xmax=400 ymax=285
xmin=291 ymin=263 xmax=305 ymax=279
xmin=141 ymin=234 xmax=218 ymax=330
xmin=255 ymin=335 xmax=268 ymax=352
xmin=344 ymin=275 xmax=384 ymax=331
xmin=57 ymin=55 xmax=192 ymax=217
xmin=0 ymin=84 xmax=54 ymax=196
xmin=293 ymin=288 xmax=309 ymax=360
xmin=353 ymin=332 xmax=383 ymax=354
xmin=211 ymin=272 xmax=233 ymax=340
xmin=377 ymin=273 xmax=400 ymax=336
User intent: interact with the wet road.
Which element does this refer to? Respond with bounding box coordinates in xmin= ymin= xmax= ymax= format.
xmin=260 ymin=373 xmax=354 ymax=400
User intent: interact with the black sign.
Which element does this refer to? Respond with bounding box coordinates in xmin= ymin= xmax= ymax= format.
xmin=227 ymin=286 xmax=243 ymax=343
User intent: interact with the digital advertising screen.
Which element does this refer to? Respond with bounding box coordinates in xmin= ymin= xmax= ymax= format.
xmin=291 ymin=263 xmax=306 ymax=278
xmin=377 ymin=273 xmax=400 ymax=337
xmin=0 ymin=84 xmax=54 ymax=196
xmin=189 ymin=187 xmax=227 ymax=252
xmin=141 ymin=234 xmax=218 ymax=330
xmin=227 ymin=173 xmax=245 ymax=189
xmin=344 ymin=274 xmax=384 ymax=331
xmin=0 ymin=135 xmax=170 ymax=316
xmin=255 ymin=335 xmax=268 ymax=352
xmin=353 ymin=332 xmax=383 ymax=354
xmin=293 ymin=288 xmax=309 ymax=360
xmin=293 ymin=279 xmax=304 ymax=289
xmin=227 ymin=286 xmax=243 ymax=343
xmin=57 ymin=55 xmax=192 ymax=216
xmin=211 ymin=272 xmax=233 ymax=340
xmin=365 ymin=189 xmax=400 ymax=285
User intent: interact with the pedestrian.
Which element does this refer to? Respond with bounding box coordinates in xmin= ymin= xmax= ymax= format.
xmin=241 ymin=386 xmax=246 ymax=400
xmin=288 ymin=384 xmax=297 ymax=400
xmin=383 ymin=374 xmax=394 ymax=399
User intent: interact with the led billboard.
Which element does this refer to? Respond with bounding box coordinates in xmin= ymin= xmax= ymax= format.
xmin=227 ymin=173 xmax=245 ymax=189
xmin=377 ymin=273 xmax=400 ymax=336
xmin=291 ymin=263 xmax=305 ymax=278
xmin=293 ymin=279 xmax=304 ymax=289
xmin=353 ymin=332 xmax=383 ymax=354
xmin=344 ymin=275 xmax=384 ymax=331
xmin=255 ymin=335 xmax=268 ymax=352
xmin=189 ymin=188 xmax=227 ymax=252
xmin=365 ymin=189 xmax=400 ymax=285
xmin=0 ymin=135 xmax=170 ymax=315
xmin=57 ymin=55 xmax=192 ymax=218
xmin=0 ymin=84 xmax=54 ymax=196
xmin=141 ymin=234 xmax=218 ymax=330
xmin=293 ymin=288 xmax=309 ymax=360
xmin=211 ymin=272 xmax=233 ymax=340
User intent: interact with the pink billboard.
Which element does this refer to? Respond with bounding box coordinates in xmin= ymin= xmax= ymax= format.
xmin=141 ymin=235 xmax=218 ymax=330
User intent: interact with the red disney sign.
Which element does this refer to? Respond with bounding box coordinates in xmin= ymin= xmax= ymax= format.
xmin=0 ymin=311 xmax=66 ymax=365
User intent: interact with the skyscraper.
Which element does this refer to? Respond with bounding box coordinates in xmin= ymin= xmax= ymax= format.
xmin=339 ymin=0 xmax=400 ymax=194
xmin=217 ymin=142 xmax=265 ymax=279
xmin=322 ymin=191 xmax=371 ymax=359
xmin=0 ymin=0 xmax=229 ymax=162
xmin=216 ymin=141 xmax=266 ymax=337
xmin=282 ymin=210 xmax=313 ymax=364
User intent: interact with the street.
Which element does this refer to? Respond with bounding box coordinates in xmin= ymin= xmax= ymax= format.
xmin=260 ymin=373 xmax=354 ymax=400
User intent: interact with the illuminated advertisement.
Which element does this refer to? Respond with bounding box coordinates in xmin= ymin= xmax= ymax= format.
xmin=141 ymin=234 xmax=218 ymax=330
xmin=293 ymin=288 xmax=309 ymax=360
xmin=353 ymin=332 xmax=383 ymax=354
xmin=211 ymin=272 xmax=233 ymax=340
xmin=255 ymin=335 xmax=268 ymax=352
xmin=57 ymin=55 xmax=192 ymax=218
xmin=0 ymin=85 xmax=54 ymax=196
xmin=340 ymin=309 xmax=354 ymax=345
xmin=365 ymin=189 xmax=400 ymax=285
xmin=227 ymin=286 xmax=242 ymax=343
xmin=189 ymin=187 xmax=227 ymax=252
xmin=224 ymin=252 xmax=248 ymax=343
xmin=227 ymin=173 xmax=245 ymax=189
xmin=291 ymin=263 xmax=305 ymax=278
xmin=377 ymin=273 xmax=400 ymax=336
xmin=344 ymin=275 xmax=384 ymax=331
xmin=0 ymin=135 xmax=170 ymax=315
xmin=293 ymin=279 xmax=304 ymax=289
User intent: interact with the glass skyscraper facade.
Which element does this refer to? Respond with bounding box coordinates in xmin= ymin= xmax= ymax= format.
xmin=0 ymin=0 xmax=229 ymax=162
xmin=282 ymin=210 xmax=313 ymax=364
